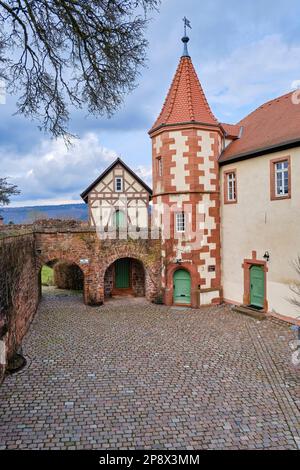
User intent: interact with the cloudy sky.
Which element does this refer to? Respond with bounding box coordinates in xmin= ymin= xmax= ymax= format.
xmin=1 ymin=0 xmax=300 ymax=206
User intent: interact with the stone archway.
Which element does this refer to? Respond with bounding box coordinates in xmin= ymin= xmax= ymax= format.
xmin=104 ymin=257 xmax=145 ymax=299
xmin=35 ymin=231 xmax=162 ymax=307
xmin=37 ymin=257 xmax=88 ymax=304
xmin=100 ymin=247 xmax=161 ymax=304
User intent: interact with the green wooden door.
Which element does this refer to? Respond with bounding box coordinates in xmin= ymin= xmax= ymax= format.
xmin=250 ymin=265 xmax=264 ymax=308
xmin=114 ymin=210 xmax=125 ymax=228
xmin=173 ymin=269 xmax=191 ymax=304
xmin=115 ymin=259 xmax=130 ymax=288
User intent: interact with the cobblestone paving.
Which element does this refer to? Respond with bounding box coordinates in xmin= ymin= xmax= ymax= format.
xmin=1 ymin=288 xmax=300 ymax=450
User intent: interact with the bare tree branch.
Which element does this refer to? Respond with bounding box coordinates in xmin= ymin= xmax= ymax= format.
xmin=0 ymin=0 xmax=160 ymax=140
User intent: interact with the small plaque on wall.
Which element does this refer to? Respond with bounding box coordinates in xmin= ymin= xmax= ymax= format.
xmin=208 ymin=265 xmax=216 ymax=272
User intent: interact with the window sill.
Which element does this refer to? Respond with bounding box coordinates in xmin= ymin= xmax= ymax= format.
xmin=224 ymin=200 xmax=237 ymax=205
xmin=270 ymin=194 xmax=291 ymax=201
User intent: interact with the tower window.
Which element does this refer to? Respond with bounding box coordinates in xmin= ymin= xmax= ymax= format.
xmin=224 ymin=170 xmax=237 ymax=204
xmin=157 ymin=157 xmax=163 ymax=177
xmin=115 ymin=177 xmax=123 ymax=192
xmin=176 ymin=212 xmax=185 ymax=233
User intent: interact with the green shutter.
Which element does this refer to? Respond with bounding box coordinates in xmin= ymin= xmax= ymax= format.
xmin=115 ymin=259 xmax=130 ymax=288
xmin=173 ymin=269 xmax=191 ymax=304
xmin=250 ymin=265 xmax=265 ymax=308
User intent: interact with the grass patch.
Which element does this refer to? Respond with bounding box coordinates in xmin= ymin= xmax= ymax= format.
xmin=41 ymin=265 xmax=54 ymax=286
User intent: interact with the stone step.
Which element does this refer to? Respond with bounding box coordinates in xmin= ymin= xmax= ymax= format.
xmin=232 ymin=305 xmax=266 ymax=321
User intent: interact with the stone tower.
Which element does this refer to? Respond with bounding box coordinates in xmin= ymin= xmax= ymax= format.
xmin=149 ymin=33 xmax=223 ymax=308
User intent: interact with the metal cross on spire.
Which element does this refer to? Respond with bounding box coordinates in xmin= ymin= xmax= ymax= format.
xmin=182 ymin=17 xmax=192 ymax=57
xmin=182 ymin=17 xmax=192 ymax=37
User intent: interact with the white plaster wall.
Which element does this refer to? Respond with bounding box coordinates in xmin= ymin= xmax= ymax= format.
xmin=200 ymin=290 xmax=219 ymax=306
xmin=221 ymin=147 xmax=300 ymax=319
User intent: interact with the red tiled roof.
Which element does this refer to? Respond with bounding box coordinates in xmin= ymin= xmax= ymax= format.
xmin=220 ymin=92 xmax=300 ymax=163
xmin=150 ymin=56 xmax=218 ymax=133
xmin=220 ymin=123 xmax=241 ymax=139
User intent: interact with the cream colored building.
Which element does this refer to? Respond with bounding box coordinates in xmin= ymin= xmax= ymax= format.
xmin=220 ymin=92 xmax=300 ymax=321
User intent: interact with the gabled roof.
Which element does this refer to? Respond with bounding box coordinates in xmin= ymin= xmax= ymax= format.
xmin=80 ymin=157 xmax=152 ymax=203
xmin=149 ymin=56 xmax=218 ymax=134
xmin=220 ymin=92 xmax=300 ymax=164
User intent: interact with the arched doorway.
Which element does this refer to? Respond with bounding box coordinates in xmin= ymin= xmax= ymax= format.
xmin=39 ymin=260 xmax=84 ymax=301
xmin=104 ymin=257 xmax=145 ymax=298
xmin=173 ymin=269 xmax=191 ymax=305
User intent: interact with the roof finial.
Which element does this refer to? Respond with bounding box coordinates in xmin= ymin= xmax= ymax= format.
xmin=182 ymin=17 xmax=192 ymax=57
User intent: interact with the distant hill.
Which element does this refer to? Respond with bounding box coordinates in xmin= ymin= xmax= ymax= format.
xmin=0 ymin=203 xmax=88 ymax=224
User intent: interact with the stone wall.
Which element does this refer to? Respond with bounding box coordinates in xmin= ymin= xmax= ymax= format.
xmin=35 ymin=228 xmax=162 ymax=305
xmin=0 ymin=233 xmax=40 ymax=383
xmin=131 ymin=260 xmax=145 ymax=297
xmin=104 ymin=264 xmax=114 ymax=298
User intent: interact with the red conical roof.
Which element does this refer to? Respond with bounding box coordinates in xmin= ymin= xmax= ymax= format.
xmin=150 ymin=56 xmax=218 ymax=133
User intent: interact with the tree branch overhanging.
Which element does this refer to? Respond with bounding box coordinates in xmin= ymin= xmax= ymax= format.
xmin=0 ymin=0 xmax=160 ymax=140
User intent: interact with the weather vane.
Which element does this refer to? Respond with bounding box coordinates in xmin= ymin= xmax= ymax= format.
xmin=182 ymin=17 xmax=192 ymax=37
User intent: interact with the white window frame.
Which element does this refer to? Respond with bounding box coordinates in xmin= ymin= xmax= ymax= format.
xmin=176 ymin=212 xmax=185 ymax=233
xmin=275 ymin=161 xmax=289 ymax=197
xmin=115 ymin=176 xmax=123 ymax=192
xmin=227 ymin=172 xmax=236 ymax=202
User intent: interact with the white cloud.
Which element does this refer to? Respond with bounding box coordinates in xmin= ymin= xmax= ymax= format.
xmin=202 ymin=34 xmax=300 ymax=117
xmin=135 ymin=165 xmax=152 ymax=186
xmin=1 ymin=132 xmax=118 ymax=206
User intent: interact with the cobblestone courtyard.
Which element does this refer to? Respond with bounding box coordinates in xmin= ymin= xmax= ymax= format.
xmin=1 ymin=288 xmax=300 ymax=450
